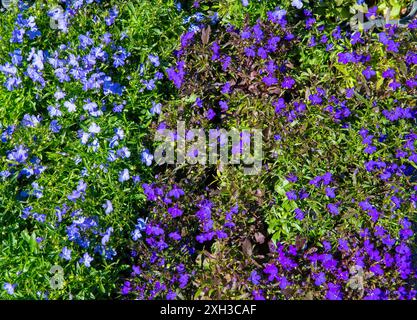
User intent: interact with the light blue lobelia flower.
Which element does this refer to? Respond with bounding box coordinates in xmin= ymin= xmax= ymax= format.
xmin=291 ymin=0 xmax=303 ymax=9
xmin=60 ymin=247 xmax=72 ymax=261
xmin=141 ymin=149 xmax=154 ymax=166
xmin=3 ymin=283 xmax=16 ymax=295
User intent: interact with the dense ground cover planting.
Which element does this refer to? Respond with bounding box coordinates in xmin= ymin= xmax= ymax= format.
xmin=0 ymin=0 xmax=185 ymax=299
xmin=1 ymin=0 xmax=417 ymax=300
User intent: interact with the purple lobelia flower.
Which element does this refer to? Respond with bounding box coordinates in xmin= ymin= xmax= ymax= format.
xmin=263 ymin=75 xmax=277 ymax=86
xmin=294 ymin=208 xmax=305 ymax=220
xmin=327 ymin=203 xmax=339 ymax=216
xmin=281 ymin=76 xmax=295 ymax=89
xmin=362 ymin=66 xmax=376 ymax=80
xmin=167 ymin=61 xmax=185 ymax=89
xmin=206 ymin=108 xmax=216 ymax=120
xmin=263 ymin=263 xmax=278 ymax=281
xmin=286 ymin=190 xmax=298 ymax=201
xmin=249 ymin=270 xmax=261 ymax=285
xmin=326 ymin=283 xmax=343 ymax=300
xmin=366 ymin=6 xmax=378 ymax=19
xmin=168 ymin=206 xmax=183 ymax=218
xmin=80 ymin=252 xmax=93 ymax=267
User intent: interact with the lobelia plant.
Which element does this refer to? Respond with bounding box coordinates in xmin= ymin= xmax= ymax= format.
xmin=0 ymin=0 xmax=185 ymax=299
xmin=122 ymin=2 xmax=417 ymax=300
xmin=1 ymin=0 xmax=416 ymax=301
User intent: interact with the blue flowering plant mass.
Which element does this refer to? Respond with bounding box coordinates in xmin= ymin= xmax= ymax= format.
xmin=1 ymin=0 xmax=417 ymax=301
